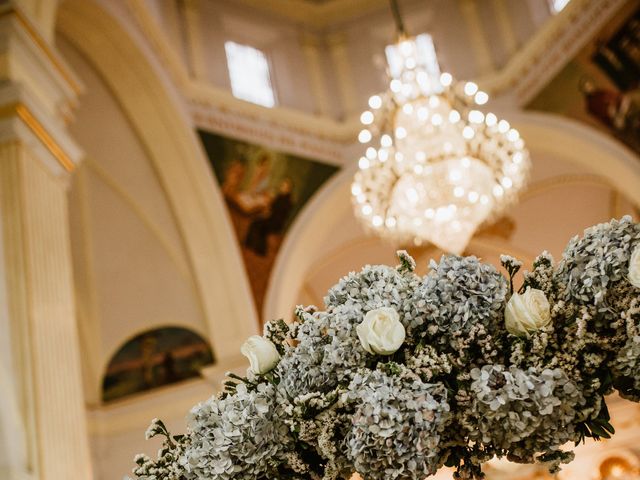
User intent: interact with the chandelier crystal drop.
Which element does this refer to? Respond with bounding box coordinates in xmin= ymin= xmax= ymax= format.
xmin=352 ymin=34 xmax=531 ymax=254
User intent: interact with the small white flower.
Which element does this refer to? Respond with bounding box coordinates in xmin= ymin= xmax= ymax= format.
xmin=505 ymin=288 xmax=551 ymax=337
xmin=629 ymin=245 xmax=640 ymax=288
xmin=241 ymin=335 xmax=280 ymax=374
xmin=356 ymin=307 xmax=405 ymax=355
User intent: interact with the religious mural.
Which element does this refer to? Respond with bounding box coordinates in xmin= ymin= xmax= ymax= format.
xmin=198 ymin=130 xmax=339 ymax=321
xmin=102 ymin=327 xmax=214 ymax=403
xmin=528 ymin=5 xmax=640 ymax=154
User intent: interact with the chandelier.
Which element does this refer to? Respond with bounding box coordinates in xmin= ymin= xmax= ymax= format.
xmin=351 ymin=2 xmax=531 ymax=254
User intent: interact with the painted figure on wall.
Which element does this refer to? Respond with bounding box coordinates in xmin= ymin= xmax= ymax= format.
xmin=581 ymin=78 xmax=640 ymax=150
xmin=102 ymin=327 xmax=214 ymax=403
xmin=198 ymin=130 xmax=338 ymax=321
xmin=529 ymin=6 xmax=640 ymax=154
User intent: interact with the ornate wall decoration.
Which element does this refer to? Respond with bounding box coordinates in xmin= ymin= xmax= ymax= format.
xmin=529 ymin=4 xmax=640 ymax=154
xmin=199 ymin=129 xmax=339 ymax=321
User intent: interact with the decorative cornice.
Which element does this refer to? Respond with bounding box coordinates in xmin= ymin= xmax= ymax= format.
xmin=127 ymin=0 xmax=629 ymax=149
xmin=0 ymin=4 xmax=82 ymax=96
xmin=225 ymin=0 xmax=390 ymax=29
xmin=0 ymin=101 xmax=76 ymax=172
xmin=479 ymin=0 xmax=628 ymax=106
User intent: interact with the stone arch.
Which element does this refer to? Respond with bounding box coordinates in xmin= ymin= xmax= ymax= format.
xmin=56 ymin=0 xmax=257 ymax=402
xmin=264 ymin=112 xmax=640 ymax=321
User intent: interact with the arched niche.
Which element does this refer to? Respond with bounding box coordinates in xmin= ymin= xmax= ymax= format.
xmin=102 ymin=326 xmax=214 ymax=403
xmin=55 ymin=0 xmax=258 ymax=404
xmin=264 ymin=112 xmax=640 ymax=321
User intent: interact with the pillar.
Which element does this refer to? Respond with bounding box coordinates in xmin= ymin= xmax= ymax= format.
xmin=301 ymin=32 xmax=332 ymax=117
xmin=327 ymin=32 xmax=358 ymax=120
xmin=0 ymin=4 xmax=92 ymax=480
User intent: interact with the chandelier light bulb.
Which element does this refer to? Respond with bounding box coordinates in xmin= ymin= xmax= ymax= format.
xmin=440 ymin=72 xmax=452 ymax=86
xmin=360 ymin=111 xmax=374 ymax=124
xmin=358 ymin=129 xmax=372 ymax=143
xmin=464 ymin=81 xmax=478 ymax=96
xmin=474 ymin=91 xmax=489 ymax=105
xmin=351 ymin=34 xmax=531 ymax=253
xmin=368 ymin=95 xmax=382 ymax=109
xmin=462 ymin=126 xmax=475 ymax=139
xmin=468 ymin=110 xmax=484 ymax=123
xmin=498 ymin=120 xmax=510 ymax=133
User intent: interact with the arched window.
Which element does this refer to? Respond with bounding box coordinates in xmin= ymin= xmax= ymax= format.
xmin=102 ymin=327 xmax=214 ymax=403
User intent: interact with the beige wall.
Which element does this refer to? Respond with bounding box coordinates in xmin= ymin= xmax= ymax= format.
xmin=60 ymin=35 xmax=209 ymax=406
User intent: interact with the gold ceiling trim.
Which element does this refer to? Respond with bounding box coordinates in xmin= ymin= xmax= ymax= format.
xmin=0 ymin=102 xmax=76 ymax=172
xmin=0 ymin=5 xmax=83 ymax=95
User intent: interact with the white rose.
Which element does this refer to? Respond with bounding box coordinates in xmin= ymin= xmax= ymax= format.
xmin=505 ymin=288 xmax=552 ymax=337
xmin=356 ymin=307 xmax=405 ymax=355
xmin=629 ymin=245 xmax=640 ymax=289
xmin=240 ymin=335 xmax=280 ymax=374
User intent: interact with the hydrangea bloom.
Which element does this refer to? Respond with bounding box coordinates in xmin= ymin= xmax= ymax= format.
xmin=132 ymin=219 xmax=640 ymax=480
xmin=557 ymin=216 xmax=640 ymax=306
xmin=345 ymin=368 xmax=450 ymax=480
xmin=324 ymin=264 xmax=419 ymax=321
xmin=409 ymin=255 xmax=508 ymax=364
xmin=463 ymin=365 xmax=584 ymax=461
xmin=183 ymin=383 xmax=291 ymax=479
xmin=277 ymin=308 xmax=369 ymax=400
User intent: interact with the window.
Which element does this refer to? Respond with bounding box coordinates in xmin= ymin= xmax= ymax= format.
xmin=549 ymin=0 xmax=571 ymax=14
xmin=224 ymin=41 xmax=276 ymax=108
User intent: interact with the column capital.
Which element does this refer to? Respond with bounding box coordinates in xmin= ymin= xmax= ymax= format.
xmin=0 ymin=4 xmax=84 ymax=177
xmin=0 ymin=84 xmax=83 ymax=177
xmin=0 ymin=3 xmax=83 ymax=125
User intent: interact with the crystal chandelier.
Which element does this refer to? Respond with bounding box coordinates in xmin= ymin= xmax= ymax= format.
xmin=351 ymin=2 xmax=530 ymax=254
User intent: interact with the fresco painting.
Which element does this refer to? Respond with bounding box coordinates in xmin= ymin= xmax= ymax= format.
xmin=102 ymin=327 xmax=214 ymax=403
xmin=198 ymin=130 xmax=339 ymax=320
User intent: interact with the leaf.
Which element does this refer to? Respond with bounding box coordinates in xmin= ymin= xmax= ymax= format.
xmin=588 ymin=423 xmax=611 ymax=439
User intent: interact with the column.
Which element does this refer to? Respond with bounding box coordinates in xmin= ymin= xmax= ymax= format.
xmin=301 ymin=32 xmax=331 ymax=117
xmin=492 ymin=0 xmax=518 ymax=59
xmin=327 ymin=32 xmax=358 ymax=120
xmin=458 ymin=0 xmax=495 ymax=75
xmin=0 ymin=4 xmax=92 ymax=480
xmin=182 ymin=0 xmax=207 ymax=81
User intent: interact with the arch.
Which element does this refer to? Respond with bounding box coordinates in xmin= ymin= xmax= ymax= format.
xmin=264 ymin=111 xmax=640 ymax=321
xmin=56 ymin=0 xmax=258 ymax=369
xmin=101 ymin=326 xmax=214 ymax=403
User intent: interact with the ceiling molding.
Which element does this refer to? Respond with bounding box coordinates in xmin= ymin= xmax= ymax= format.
xmin=226 ymin=0 xmax=390 ymax=29
xmin=479 ymin=0 xmax=629 ymax=106
xmin=126 ymin=0 xmax=630 ymax=150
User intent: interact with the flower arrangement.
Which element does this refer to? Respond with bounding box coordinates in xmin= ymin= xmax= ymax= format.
xmin=132 ymin=217 xmax=640 ymax=480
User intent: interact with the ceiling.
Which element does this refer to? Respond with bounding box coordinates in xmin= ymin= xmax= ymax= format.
xmin=230 ymin=0 xmax=390 ymax=28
